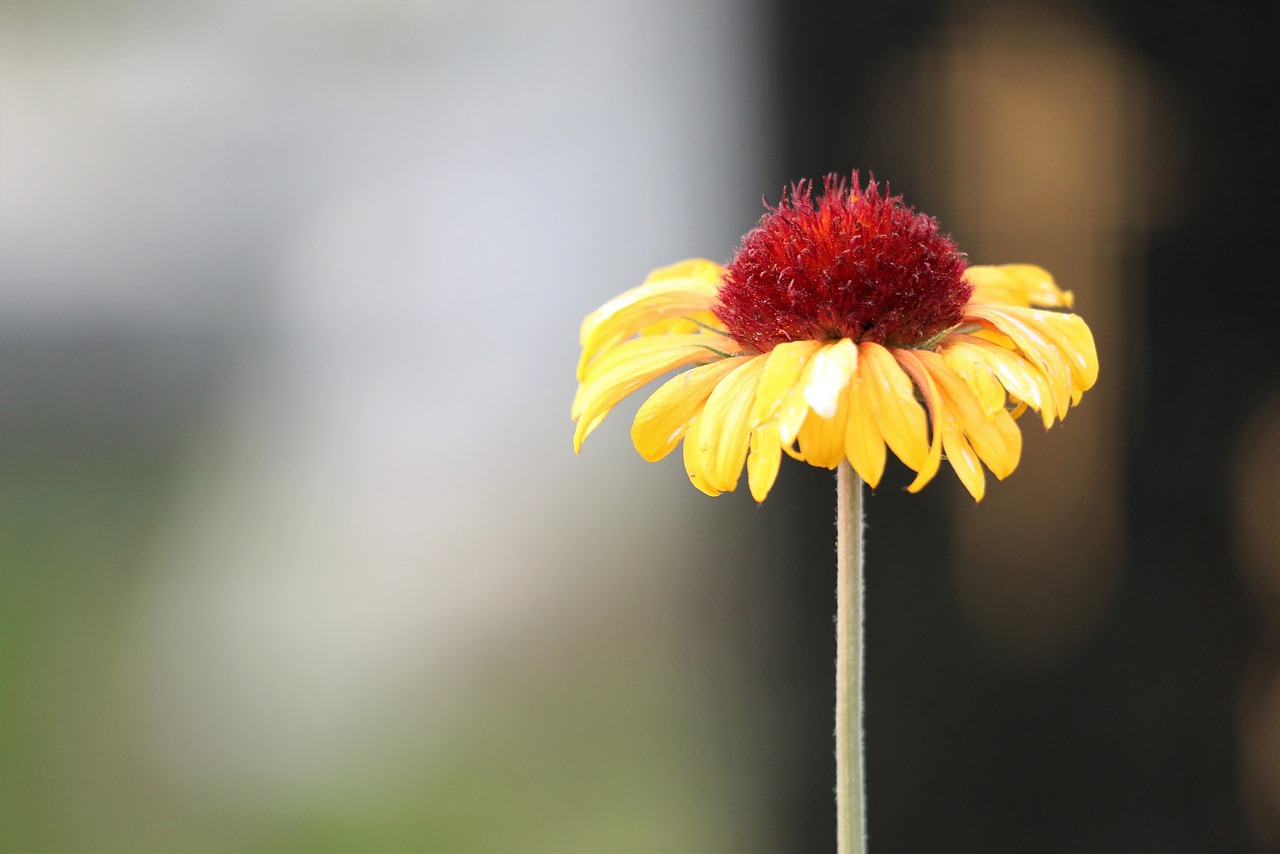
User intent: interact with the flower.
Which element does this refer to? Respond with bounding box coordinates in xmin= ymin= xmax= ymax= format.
xmin=572 ymin=174 xmax=1098 ymax=502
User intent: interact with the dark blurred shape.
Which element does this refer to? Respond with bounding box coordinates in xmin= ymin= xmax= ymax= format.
xmin=768 ymin=0 xmax=1278 ymax=851
xmin=1235 ymin=394 xmax=1280 ymax=848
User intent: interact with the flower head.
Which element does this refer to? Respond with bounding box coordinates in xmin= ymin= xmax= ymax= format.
xmin=572 ymin=174 xmax=1098 ymax=502
xmin=716 ymin=175 xmax=970 ymax=352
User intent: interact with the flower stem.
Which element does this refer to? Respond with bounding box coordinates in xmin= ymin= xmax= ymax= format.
xmin=836 ymin=460 xmax=866 ymax=854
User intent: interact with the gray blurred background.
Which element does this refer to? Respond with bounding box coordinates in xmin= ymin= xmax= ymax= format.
xmin=2 ymin=1 xmax=1277 ymax=851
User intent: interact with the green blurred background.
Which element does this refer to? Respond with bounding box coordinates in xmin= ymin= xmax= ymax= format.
xmin=2 ymin=1 xmax=1278 ymax=851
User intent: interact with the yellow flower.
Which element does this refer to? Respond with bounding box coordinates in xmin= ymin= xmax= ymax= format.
xmin=572 ymin=175 xmax=1098 ymax=502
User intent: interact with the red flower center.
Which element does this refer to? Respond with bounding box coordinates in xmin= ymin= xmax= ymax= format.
xmin=714 ymin=174 xmax=971 ymax=354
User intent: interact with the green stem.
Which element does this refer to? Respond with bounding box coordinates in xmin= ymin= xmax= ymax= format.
xmin=836 ymin=460 xmax=866 ymax=854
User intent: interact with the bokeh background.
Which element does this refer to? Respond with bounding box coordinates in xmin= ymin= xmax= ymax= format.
xmin=2 ymin=0 xmax=1277 ymax=851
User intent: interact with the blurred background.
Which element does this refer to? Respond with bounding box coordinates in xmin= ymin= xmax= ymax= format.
xmin=1 ymin=0 xmax=1277 ymax=851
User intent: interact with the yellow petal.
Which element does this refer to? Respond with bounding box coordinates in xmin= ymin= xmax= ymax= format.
xmin=1033 ymin=310 xmax=1099 ymax=392
xmin=749 ymin=340 xmax=825 ymax=427
xmin=635 ymin=314 xmax=719 ymax=338
xmin=964 ymin=264 xmax=1074 ymax=309
xmin=683 ymin=414 xmax=721 ymax=497
xmin=583 ymin=291 xmax=732 ymax=376
xmin=942 ymin=425 xmax=986 ymax=502
xmin=580 ymin=280 xmax=715 ymax=354
xmin=970 ymin=325 xmax=1017 ymax=350
xmin=797 ymin=383 xmax=850 ymax=469
xmin=747 ymin=422 xmax=783 ymax=502
xmin=573 ymin=336 xmax=728 ymax=452
xmin=993 ymin=307 xmax=1097 ymax=397
xmin=578 ymin=331 xmax=734 ymax=393
xmin=578 ymin=260 xmax=725 ymax=378
xmin=943 ymin=348 xmax=1007 ymax=418
xmin=804 ymin=338 xmax=858 ymax=419
xmin=904 ymin=350 xmax=986 ymax=501
xmin=631 ymin=356 xmax=749 ymax=462
xmin=580 ymin=259 xmax=722 ymax=343
xmin=894 ymin=350 xmax=944 ymax=494
xmin=777 ymin=352 xmax=822 ymax=447
xmin=942 ymin=335 xmax=1055 ymax=428
xmin=920 ymin=352 xmax=1022 ymax=481
xmin=643 ymin=258 xmax=725 ymax=287
xmin=965 ymin=305 xmax=1074 ymax=421
xmin=579 ymin=297 xmax=726 ymax=380
xmin=691 ymin=355 xmax=768 ymax=492
xmin=860 ymin=343 xmax=930 ymax=473
xmin=738 ymin=340 xmax=826 ymax=500
xmin=844 ymin=367 xmax=886 ymax=487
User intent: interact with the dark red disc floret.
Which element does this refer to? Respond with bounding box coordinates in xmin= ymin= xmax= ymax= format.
xmin=714 ymin=173 xmax=971 ymax=354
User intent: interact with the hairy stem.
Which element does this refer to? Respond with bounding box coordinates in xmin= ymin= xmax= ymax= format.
xmin=836 ymin=460 xmax=866 ymax=854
